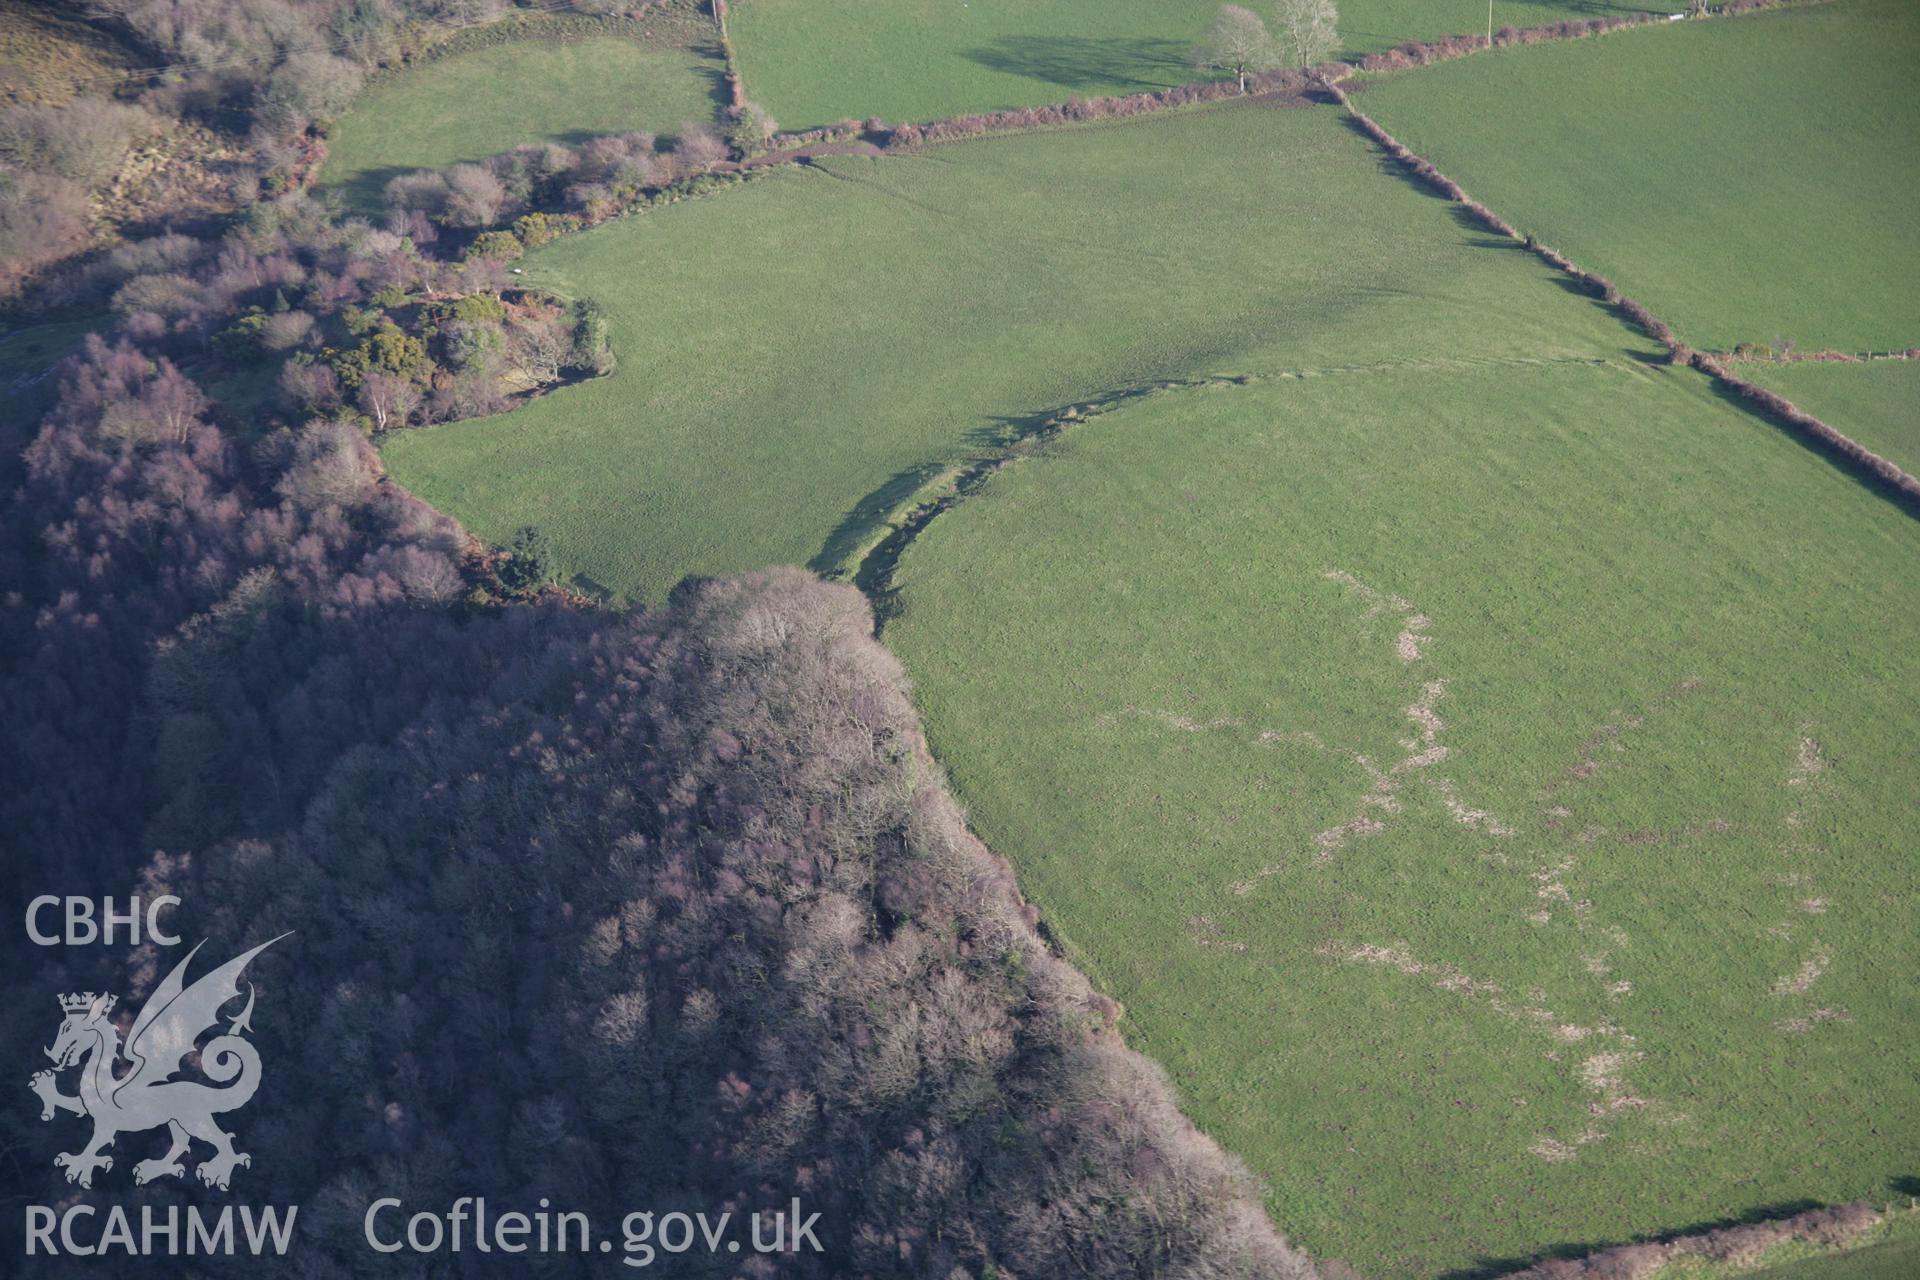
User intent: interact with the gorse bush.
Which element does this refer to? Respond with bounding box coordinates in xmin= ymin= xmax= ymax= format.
xmin=569 ymin=297 xmax=617 ymax=376
xmin=727 ymin=100 xmax=781 ymax=157
xmin=498 ymin=523 xmax=555 ymax=594
xmin=466 ymin=228 xmax=525 ymax=261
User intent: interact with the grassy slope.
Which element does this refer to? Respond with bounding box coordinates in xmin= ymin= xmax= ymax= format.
xmin=1355 ymin=0 xmax=1920 ymax=352
xmin=0 ymin=315 xmax=98 ymax=382
xmin=0 ymin=2 xmax=137 ymax=106
xmin=1745 ymin=360 xmax=1920 ymax=479
xmin=730 ymin=0 xmax=1652 ymax=129
xmin=0 ymin=316 xmax=102 ymax=433
xmin=320 ymin=35 xmax=726 ymax=213
xmin=384 ymin=103 xmax=1656 ymax=605
xmin=885 ymin=362 xmax=1920 ymax=1278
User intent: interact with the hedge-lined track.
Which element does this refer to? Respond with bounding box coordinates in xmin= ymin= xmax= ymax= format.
xmin=382 ymin=104 xmax=1648 ymax=606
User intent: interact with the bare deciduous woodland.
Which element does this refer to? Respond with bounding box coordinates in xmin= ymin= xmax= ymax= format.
xmin=3 ymin=0 xmax=1915 ymax=1276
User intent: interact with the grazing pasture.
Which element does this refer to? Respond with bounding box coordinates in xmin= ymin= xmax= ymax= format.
xmin=1354 ymin=0 xmax=1920 ymax=352
xmin=883 ymin=361 xmax=1920 ymax=1278
xmin=375 ymin=75 xmax=1919 ymax=1278
xmin=728 ymin=0 xmax=1652 ymax=129
xmin=12 ymin=0 xmax=1917 ymax=1271
xmin=381 ymin=103 xmax=1650 ymax=606
xmin=1745 ymin=360 xmax=1920 ymax=480
xmin=320 ymin=28 xmax=725 ymax=213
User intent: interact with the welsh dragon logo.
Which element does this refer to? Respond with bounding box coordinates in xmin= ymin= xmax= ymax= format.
xmin=29 ymin=935 xmax=287 ymax=1190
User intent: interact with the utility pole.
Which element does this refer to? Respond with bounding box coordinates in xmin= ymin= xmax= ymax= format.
xmin=1488 ymin=0 xmax=1494 ymax=42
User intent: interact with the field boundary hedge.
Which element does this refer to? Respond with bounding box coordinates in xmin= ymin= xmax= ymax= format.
xmin=1328 ymin=83 xmax=1920 ymax=513
xmin=772 ymin=0 xmax=1828 ymax=152
xmin=1353 ymin=14 xmax=1656 ymax=75
xmin=353 ymin=0 xmax=1843 ymax=245
xmin=1710 ymin=345 xmax=1920 ymax=364
xmin=1498 ymin=1199 xmax=1891 ymax=1279
xmin=879 ymin=67 xmax=1325 ymax=149
xmin=1350 ymin=0 xmax=1834 ymax=76
xmin=726 ymin=0 xmax=1831 ymax=150
xmin=711 ymin=0 xmax=749 ymax=112
xmin=1691 ymin=354 xmax=1920 ymax=504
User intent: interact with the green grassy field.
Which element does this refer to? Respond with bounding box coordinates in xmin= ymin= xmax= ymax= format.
xmin=383 ymin=102 xmax=1660 ymax=606
xmin=883 ymin=359 xmax=1920 ymax=1277
xmin=729 ymin=0 xmax=1651 ymax=129
xmin=320 ymin=29 xmax=726 ymax=213
xmin=1745 ymin=360 xmax=1920 ymax=480
xmin=378 ymin=92 xmax=1918 ymax=1275
xmin=1354 ymin=0 xmax=1920 ymax=353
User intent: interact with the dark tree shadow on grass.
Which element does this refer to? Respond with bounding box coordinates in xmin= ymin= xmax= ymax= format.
xmin=326 ymin=162 xmax=416 ymax=217
xmin=697 ymin=58 xmax=733 ymax=119
xmin=809 ymin=461 xmax=956 ymax=584
xmin=964 ymin=36 xmax=1196 ymax=93
xmin=570 ymin=572 xmax=613 ymax=603
xmin=1702 ymin=371 xmax=1920 ymax=518
xmin=1438 ymin=1199 xmax=1831 ymax=1280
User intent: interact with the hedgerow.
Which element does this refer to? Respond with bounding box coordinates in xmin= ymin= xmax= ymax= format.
xmin=1328 ymin=81 xmax=1920 ymax=509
